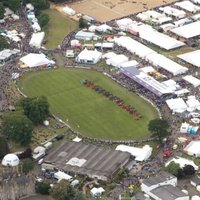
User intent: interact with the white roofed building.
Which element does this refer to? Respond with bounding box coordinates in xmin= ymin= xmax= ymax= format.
xmin=54 ymin=171 xmax=72 ymax=182
xmin=20 ymin=53 xmax=55 ymax=68
xmin=184 ymin=141 xmax=200 ymax=157
xmin=166 ymin=98 xmax=188 ymax=113
xmin=159 ymin=6 xmax=186 ymax=19
xmin=106 ymin=54 xmax=128 ymax=68
xmin=178 ymin=50 xmax=200 ymax=68
xmin=183 ymin=75 xmax=200 ymax=87
xmin=174 ymin=0 xmax=200 ymax=13
xmin=170 ymin=21 xmax=200 ymax=39
xmin=29 ymin=32 xmax=45 ymax=48
xmin=116 ymin=144 xmax=152 ymax=161
xmin=75 ymin=48 xmax=102 ymax=64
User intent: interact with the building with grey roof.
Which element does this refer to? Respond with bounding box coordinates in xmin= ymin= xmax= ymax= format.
xmin=42 ymin=141 xmax=130 ymax=181
xmin=150 ymin=185 xmax=189 ymax=200
xmin=141 ymin=171 xmax=177 ymax=192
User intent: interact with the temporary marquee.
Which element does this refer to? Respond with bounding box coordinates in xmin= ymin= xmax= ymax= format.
xmin=20 ymin=53 xmax=55 ymax=68
xmin=106 ymin=54 xmax=128 ymax=68
xmin=116 ymin=144 xmax=152 ymax=161
xmin=183 ymin=75 xmax=200 ymax=87
xmin=159 ymin=6 xmax=186 ymax=18
xmin=119 ymin=60 xmax=139 ymax=68
xmin=174 ymin=0 xmax=200 ymax=13
xmin=178 ymin=50 xmax=200 ymax=68
xmin=75 ymin=48 xmax=102 ymax=64
xmin=170 ymin=21 xmax=200 ymax=39
xmin=184 ymin=141 xmax=200 ymax=157
xmin=29 ymin=32 xmax=45 ymax=48
xmin=166 ymin=98 xmax=188 ymax=113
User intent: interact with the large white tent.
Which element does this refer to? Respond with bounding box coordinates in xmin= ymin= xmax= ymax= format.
xmin=146 ymin=53 xmax=188 ymax=76
xmin=159 ymin=6 xmax=186 ymax=19
xmin=178 ymin=50 xmax=200 ymax=68
xmin=106 ymin=54 xmax=128 ymax=68
xmin=126 ymin=22 xmax=184 ymax=50
xmin=20 ymin=53 xmax=55 ymax=68
xmin=29 ymin=32 xmax=45 ymax=48
xmin=174 ymin=0 xmax=200 ymax=13
xmin=76 ymin=48 xmax=102 ymax=64
xmin=184 ymin=141 xmax=200 ymax=157
xmin=183 ymin=75 xmax=200 ymax=87
xmin=165 ymin=156 xmax=198 ymax=170
xmin=119 ymin=60 xmax=138 ymax=68
xmin=170 ymin=21 xmax=200 ymax=39
xmin=116 ymin=18 xmax=133 ymax=30
xmin=115 ymin=36 xmax=188 ymax=75
xmin=116 ymin=144 xmax=152 ymax=162
xmin=166 ymin=98 xmax=188 ymax=113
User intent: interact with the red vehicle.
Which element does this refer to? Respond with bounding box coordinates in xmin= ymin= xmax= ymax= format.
xmin=163 ymin=148 xmax=172 ymax=158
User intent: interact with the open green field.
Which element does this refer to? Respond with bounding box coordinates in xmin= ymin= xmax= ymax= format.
xmin=18 ymin=68 xmax=158 ymax=140
xmin=42 ymin=9 xmax=78 ymax=49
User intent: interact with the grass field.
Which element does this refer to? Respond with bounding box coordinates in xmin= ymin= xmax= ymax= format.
xmin=42 ymin=9 xmax=78 ymax=49
xmin=18 ymin=68 xmax=158 ymax=140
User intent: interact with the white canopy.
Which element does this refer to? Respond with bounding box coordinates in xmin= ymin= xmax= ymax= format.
xmin=178 ymin=50 xmax=200 ymax=68
xmin=159 ymin=6 xmax=186 ymax=18
xmin=120 ymin=60 xmax=138 ymax=68
xmin=140 ymin=66 xmax=155 ymax=74
xmin=165 ymin=156 xmax=198 ymax=170
xmin=90 ymin=187 xmax=105 ymax=197
xmin=54 ymin=171 xmax=72 ymax=181
xmin=29 ymin=32 xmax=45 ymax=48
xmin=2 ymin=154 xmax=19 ymax=167
xmin=171 ymin=21 xmax=200 ymax=39
xmin=63 ymin=6 xmax=75 ymax=16
xmin=166 ymin=98 xmax=188 ymax=113
xmin=20 ymin=53 xmax=55 ymax=68
xmin=96 ymin=24 xmax=112 ymax=32
xmin=183 ymin=75 xmax=200 ymax=87
xmin=106 ymin=54 xmax=128 ymax=68
xmin=115 ymin=36 xmax=187 ymax=75
xmin=76 ymin=48 xmax=102 ymax=64
xmin=102 ymin=52 xmax=116 ymax=59
xmin=174 ymin=0 xmax=200 ymax=13
xmin=116 ymin=144 xmax=152 ymax=161
xmin=175 ymin=89 xmax=189 ymax=97
xmin=116 ymin=18 xmax=133 ymax=30
xmin=184 ymin=141 xmax=200 ymax=157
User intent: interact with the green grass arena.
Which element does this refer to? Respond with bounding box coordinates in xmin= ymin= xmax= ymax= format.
xmin=18 ymin=68 xmax=158 ymax=140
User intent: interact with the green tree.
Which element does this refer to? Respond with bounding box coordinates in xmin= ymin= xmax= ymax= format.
xmin=74 ymin=192 xmax=86 ymax=200
xmin=182 ymin=165 xmax=195 ymax=176
xmin=0 ymin=136 xmax=10 ymax=159
xmin=2 ymin=112 xmax=33 ymax=146
xmin=79 ymin=17 xmax=87 ymax=28
xmin=148 ymin=118 xmax=169 ymax=143
xmin=7 ymin=0 xmax=21 ymax=13
xmin=20 ymin=96 xmax=50 ymax=124
xmin=38 ymin=13 xmax=49 ymax=28
xmin=21 ymin=158 xmax=34 ymax=174
xmin=36 ymin=181 xmax=51 ymax=195
xmin=50 ymin=180 xmax=75 ymax=200
xmin=165 ymin=161 xmax=180 ymax=176
xmin=0 ymin=2 xmax=4 ymax=19
xmin=0 ymin=36 xmax=9 ymax=50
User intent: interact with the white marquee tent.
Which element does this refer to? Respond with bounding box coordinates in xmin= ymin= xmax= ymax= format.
xmin=183 ymin=75 xmax=200 ymax=87
xmin=116 ymin=144 xmax=152 ymax=161
xmin=184 ymin=141 xmax=200 ymax=157
xmin=106 ymin=54 xmax=128 ymax=68
xmin=174 ymin=0 xmax=200 ymax=13
xmin=62 ymin=6 xmax=75 ymax=16
xmin=159 ymin=6 xmax=186 ymax=18
xmin=114 ymin=36 xmax=187 ymax=75
xmin=29 ymin=32 xmax=45 ymax=48
xmin=178 ymin=50 xmax=200 ymax=68
xmin=170 ymin=21 xmax=200 ymax=39
xmin=76 ymin=48 xmax=102 ymax=64
xmin=20 ymin=53 xmax=55 ymax=68
xmin=119 ymin=60 xmax=139 ymax=68
xmin=166 ymin=98 xmax=188 ymax=113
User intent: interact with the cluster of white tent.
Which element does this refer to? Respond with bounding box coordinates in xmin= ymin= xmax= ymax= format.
xmin=183 ymin=75 xmax=200 ymax=87
xmin=159 ymin=6 xmax=186 ymax=19
xmin=88 ymin=24 xmax=112 ymax=33
xmin=0 ymin=49 xmax=20 ymax=63
xmin=116 ymin=19 xmax=185 ymax=50
xmin=114 ymin=36 xmax=188 ymax=75
xmin=166 ymin=96 xmax=200 ymax=114
xmin=137 ymin=10 xmax=172 ymax=24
